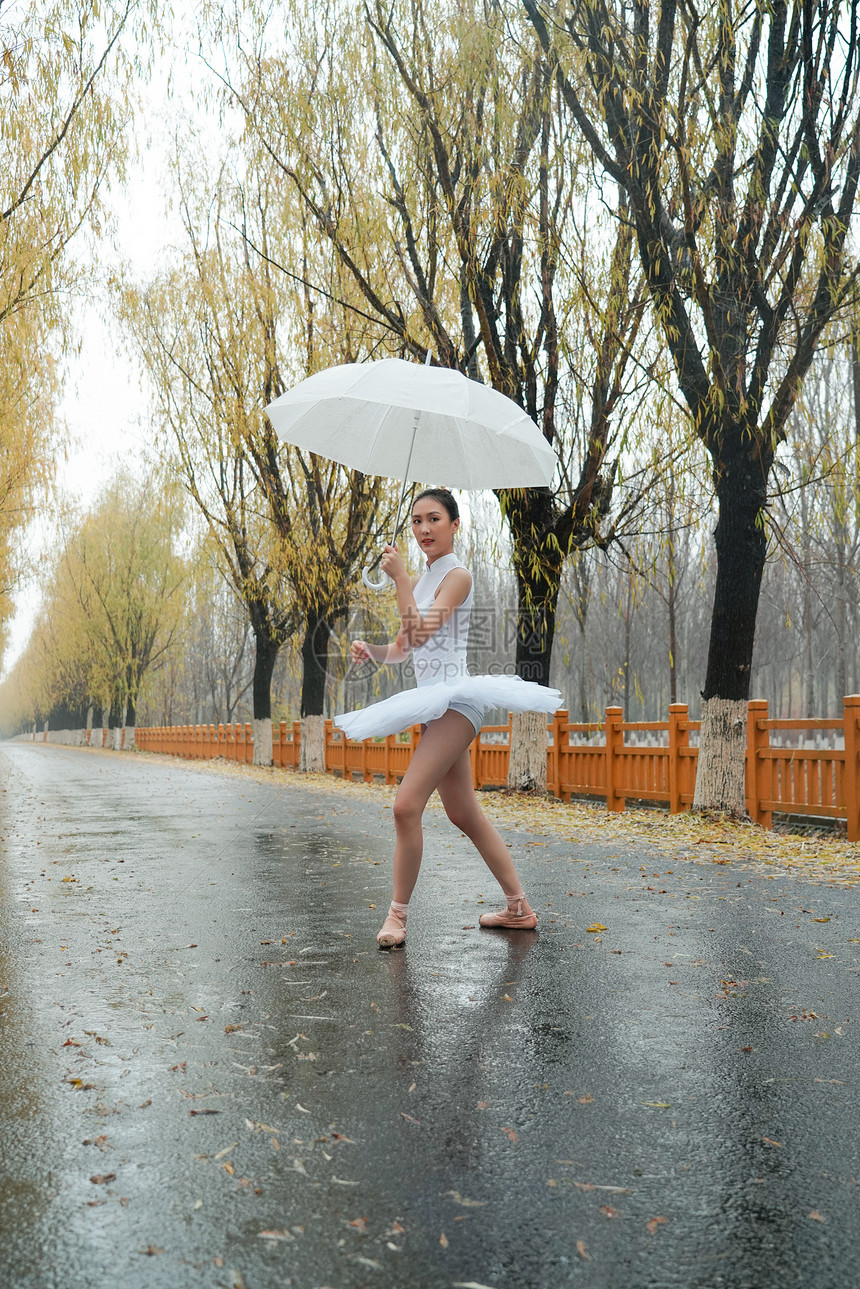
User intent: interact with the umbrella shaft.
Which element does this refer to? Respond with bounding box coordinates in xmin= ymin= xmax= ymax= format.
xmin=390 ymin=408 xmax=420 ymax=544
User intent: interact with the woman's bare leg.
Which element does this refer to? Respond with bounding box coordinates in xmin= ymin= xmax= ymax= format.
xmin=435 ymin=747 xmax=525 ymax=897
xmin=390 ymin=711 xmax=476 ymax=904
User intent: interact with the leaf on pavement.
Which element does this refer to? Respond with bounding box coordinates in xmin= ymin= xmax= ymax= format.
xmin=574 ymin=1182 xmax=630 ymax=1194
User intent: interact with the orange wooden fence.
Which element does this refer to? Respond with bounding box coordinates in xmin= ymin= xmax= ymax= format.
xmin=134 ymin=695 xmax=860 ymax=840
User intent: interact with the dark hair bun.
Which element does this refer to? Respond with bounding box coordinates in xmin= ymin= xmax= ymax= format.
xmin=413 ymin=487 xmax=459 ymax=521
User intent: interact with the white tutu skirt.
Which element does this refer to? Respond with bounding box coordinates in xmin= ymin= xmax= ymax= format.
xmin=334 ymin=675 xmax=562 ymax=741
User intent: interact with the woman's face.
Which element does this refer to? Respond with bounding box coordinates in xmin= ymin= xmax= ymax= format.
xmin=411 ymin=498 xmax=459 ymax=559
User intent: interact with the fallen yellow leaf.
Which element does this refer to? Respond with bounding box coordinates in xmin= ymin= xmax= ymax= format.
xmin=586 ymin=923 xmax=607 ymax=933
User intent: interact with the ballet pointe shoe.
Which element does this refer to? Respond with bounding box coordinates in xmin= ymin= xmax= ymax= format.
xmin=377 ymin=903 xmax=407 ymax=949
xmin=478 ymin=897 xmax=537 ymax=930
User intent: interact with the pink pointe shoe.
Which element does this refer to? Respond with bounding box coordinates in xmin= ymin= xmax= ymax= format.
xmin=479 ymin=897 xmax=538 ymax=931
xmin=377 ymin=903 xmax=407 ymax=950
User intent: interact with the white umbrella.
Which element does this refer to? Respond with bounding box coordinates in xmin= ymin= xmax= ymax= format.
xmin=265 ymin=355 xmax=556 ymax=587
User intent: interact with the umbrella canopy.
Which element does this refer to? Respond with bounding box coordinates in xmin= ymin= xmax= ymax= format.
xmin=265 ymin=358 xmax=556 ymax=490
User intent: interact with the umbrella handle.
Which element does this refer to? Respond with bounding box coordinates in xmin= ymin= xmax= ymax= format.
xmin=361 ymin=565 xmax=388 ymax=591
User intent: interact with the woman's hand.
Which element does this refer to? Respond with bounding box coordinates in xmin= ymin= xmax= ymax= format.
xmin=350 ymin=639 xmax=374 ymax=664
xmin=380 ymin=543 xmax=408 ymax=583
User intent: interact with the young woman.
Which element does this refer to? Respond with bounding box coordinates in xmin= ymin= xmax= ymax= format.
xmin=336 ymin=488 xmax=561 ymax=948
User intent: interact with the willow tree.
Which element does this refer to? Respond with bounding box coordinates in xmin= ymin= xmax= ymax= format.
xmin=213 ymin=0 xmax=653 ymax=788
xmin=124 ymin=152 xmax=400 ymax=767
xmin=56 ymin=472 xmax=186 ymax=745
xmin=0 ymin=0 xmax=147 ymax=655
xmin=4 ymin=472 xmax=185 ymax=742
xmin=525 ymin=0 xmax=860 ymax=812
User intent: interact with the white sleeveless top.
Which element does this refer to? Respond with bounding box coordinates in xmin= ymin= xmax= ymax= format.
xmin=411 ymin=552 xmax=473 ymax=687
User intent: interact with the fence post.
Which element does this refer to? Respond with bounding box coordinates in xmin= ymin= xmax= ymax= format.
xmin=245 ymin=722 xmax=253 ymax=764
xmin=549 ymin=709 xmax=569 ymax=801
xmin=605 ymin=706 xmax=624 ymax=812
xmin=324 ymin=719 xmax=335 ymax=776
xmin=668 ymin=703 xmax=688 ymax=814
xmin=844 ymin=694 xmax=860 ymax=843
xmin=746 ymin=699 xmax=771 ymax=829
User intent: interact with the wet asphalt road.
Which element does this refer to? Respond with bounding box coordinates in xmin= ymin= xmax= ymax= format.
xmin=0 ymin=742 xmax=858 ymax=1289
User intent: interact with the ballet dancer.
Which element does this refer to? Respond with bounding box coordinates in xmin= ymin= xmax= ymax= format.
xmin=335 ymin=488 xmax=561 ymax=948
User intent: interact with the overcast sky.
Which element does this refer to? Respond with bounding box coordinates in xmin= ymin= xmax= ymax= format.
xmin=1 ymin=56 xmax=186 ymax=680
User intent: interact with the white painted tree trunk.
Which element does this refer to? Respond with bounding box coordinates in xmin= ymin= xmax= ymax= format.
xmin=507 ymin=711 xmax=548 ymax=792
xmin=693 ymin=697 xmax=747 ymax=814
xmin=124 ymin=726 xmax=136 ymax=751
xmin=253 ymin=718 xmax=273 ymax=766
xmin=299 ymin=715 xmax=326 ymax=773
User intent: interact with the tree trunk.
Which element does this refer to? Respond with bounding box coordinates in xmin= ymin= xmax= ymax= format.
xmin=572 ymin=558 xmax=591 ymax=723
xmin=113 ymin=704 xmax=127 ymax=751
xmin=251 ymin=631 xmax=280 ymax=766
xmin=299 ymin=715 xmax=326 ymax=773
xmin=803 ymin=580 xmax=815 ymax=719
xmin=667 ymin=568 xmax=678 ymax=707
xmin=578 ymin=615 xmax=589 ymax=724
xmin=693 ymin=442 xmax=767 ymax=814
xmin=693 ymin=697 xmax=748 ymax=812
xmin=507 ymin=711 xmax=548 ymax=791
xmin=253 ymin=718 xmax=273 ymax=766
xmin=622 ymin=577 xmax=632 ymax=720
xmin=298 ymin=608 xmax=331 ymax=774
xmin=506 ymin=526 xmax=561 ymax=789
xmin=835 ymin=540 xmax=847 ymax=701
xmin=124 ymin=696 xmax=137 ymax=752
